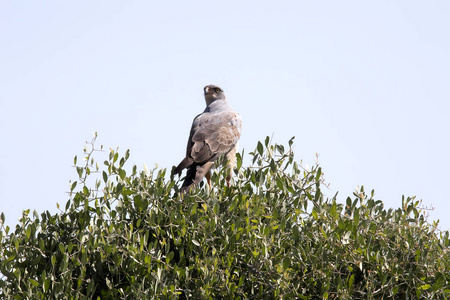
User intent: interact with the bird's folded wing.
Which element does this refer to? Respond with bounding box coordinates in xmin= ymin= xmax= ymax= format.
xmin=189 ymin=111 xmax=242 ymax=164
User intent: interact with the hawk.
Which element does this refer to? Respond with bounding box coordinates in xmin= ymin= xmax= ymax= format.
xmin=173 ymin=85 xmax=242 ymax=192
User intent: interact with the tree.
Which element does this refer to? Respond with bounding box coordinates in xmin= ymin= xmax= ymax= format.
xmin=1 ymin=135 xmax=449 ymax=299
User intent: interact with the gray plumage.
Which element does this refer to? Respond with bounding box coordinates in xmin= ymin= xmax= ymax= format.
xmin=174 ymin=85 xmax=242 ymax=192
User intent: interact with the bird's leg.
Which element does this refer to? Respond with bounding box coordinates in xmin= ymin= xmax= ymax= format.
xmin=225 ymin=172 xmax=231 ymax=188
xmin=226 ymin=167 xmax=232 ymax=188
xmin=206 ymin=170 xmax=211 ymax=190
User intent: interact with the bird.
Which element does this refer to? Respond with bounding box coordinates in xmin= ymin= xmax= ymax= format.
xmin=173 ymin=85 xmax=242 ymax=192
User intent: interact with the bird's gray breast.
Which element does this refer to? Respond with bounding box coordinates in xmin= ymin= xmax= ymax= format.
xmin=191 ymin=110 xmax=240 ymax=150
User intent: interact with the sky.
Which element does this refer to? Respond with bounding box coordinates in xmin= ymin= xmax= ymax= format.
xmin=1 ymin=1 xmax=449 ymax=231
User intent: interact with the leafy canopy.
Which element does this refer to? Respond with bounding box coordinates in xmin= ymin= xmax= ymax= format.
xmin=1 ymin=135 xmax=449 ymax=299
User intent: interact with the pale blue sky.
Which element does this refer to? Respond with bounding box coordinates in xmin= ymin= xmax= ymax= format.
xmin=1 ymin=1 xmax=449 ymax=230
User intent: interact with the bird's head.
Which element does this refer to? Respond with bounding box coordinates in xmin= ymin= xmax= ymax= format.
xmin=204 ymin=85 xmax=226 ymax=106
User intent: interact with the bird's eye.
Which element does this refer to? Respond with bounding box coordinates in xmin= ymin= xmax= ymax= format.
xmin=215 ymin=88 xmax=221 ymax=93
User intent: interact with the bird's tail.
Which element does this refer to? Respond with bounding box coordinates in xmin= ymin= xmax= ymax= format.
xmin=181 ymin=165 xmax=196 ymax=192
xmin=180 ymin=161 xmax=214 ymax=193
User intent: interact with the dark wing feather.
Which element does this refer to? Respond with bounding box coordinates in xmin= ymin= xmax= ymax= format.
xmin=173 ymin=156 xmax=193 ymax=176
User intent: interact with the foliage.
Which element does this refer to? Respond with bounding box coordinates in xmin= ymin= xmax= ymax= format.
xmin=1 ymin=135 xmax=449 ymax=299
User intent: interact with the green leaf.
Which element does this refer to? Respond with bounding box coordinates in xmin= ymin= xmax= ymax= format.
xmin=270 ymin=159 xmax=276 ymax=172
xmin=76 ymin=167 xmax=83 ymax=178
xmin=28 ymin=279 xmax=39 ymax=287
xmin=330 ymin=201 xmax=337 ymax=218
xmin=276 ymin=144 xmax=284 ymax=155
xmin=122 ymin=189 xmax=135 ymax=196
xmin=236 ymin=152 xmax=243 ymax=170
xmin=6 ymin=253 xmax=16 ymax=262
xmin=348 ymin=274 xmax=355 ymax=289
xmin=273 ymin=208 xmax=279 ymax=219
xmin=166 ymin=251 xmax=174 ymax=263
xmin=320 ymin=226 xmax=327 ymax=239
xmin=190 ymin=202 xmax=197 ymax=215
xmin=119 ymin=169 xmax=126 ymax=180
xmin=353 ymin=208 xmax=360 ymax=226
xmin=315 ymin=167 xmax=322 ymax=181
xmin=288 ymin=136 xmax=295 ymax=146
xmin=338 ymin=219 xmax=346 ymax=230
xmin=44 ymin=279 xmax=50 ymax=292
xmin=282 ymin=257 xmax=290 ymax=270
xmin=393 ymin=285 xmax=399 ymax=296
xmin=134 ymin=195 xmax=146 ymax=211
xmin=257 ymin=141 xmax=264 ymax=156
